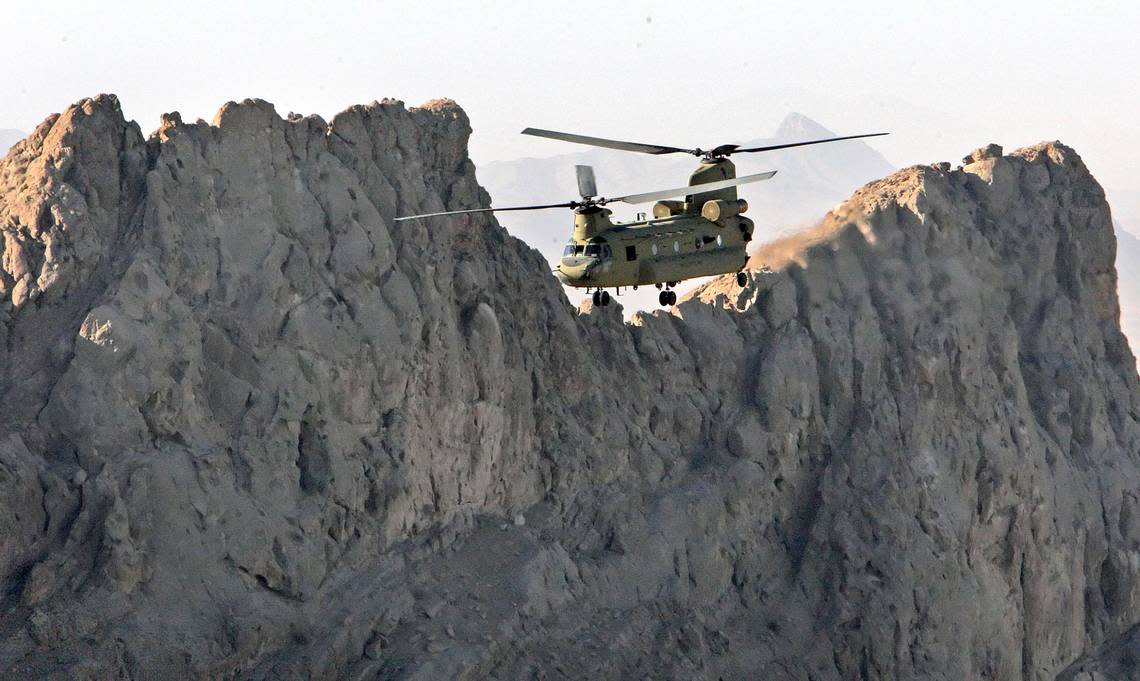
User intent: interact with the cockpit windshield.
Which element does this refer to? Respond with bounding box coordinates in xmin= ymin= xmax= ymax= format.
xmin=563 ymin=241 xmax=611 ymax=260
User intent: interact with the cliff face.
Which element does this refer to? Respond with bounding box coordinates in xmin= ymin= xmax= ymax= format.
xmin=1 ymin=97 xmax=1138 ymax=681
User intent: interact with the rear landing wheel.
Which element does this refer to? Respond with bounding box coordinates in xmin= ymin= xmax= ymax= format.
xmin=737 ymin=271 xmax=747 ymax=287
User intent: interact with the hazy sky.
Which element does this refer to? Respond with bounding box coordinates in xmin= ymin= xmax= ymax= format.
xmin=3 ymin=1 xmax=1137 ymax=222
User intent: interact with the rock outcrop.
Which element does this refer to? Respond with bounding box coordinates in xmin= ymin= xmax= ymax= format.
xmin=1 ymin=96 xmax=1138 ymax=680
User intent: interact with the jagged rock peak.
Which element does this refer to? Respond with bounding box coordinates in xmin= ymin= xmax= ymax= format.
xmin=1 ymin=92 xmax=471 ymax=154
xmin=698 ymin=139 xmax=1110 ymax=304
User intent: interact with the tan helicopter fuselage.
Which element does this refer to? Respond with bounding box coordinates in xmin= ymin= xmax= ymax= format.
xmin=556 ymin=158 xmax=754 ymax=289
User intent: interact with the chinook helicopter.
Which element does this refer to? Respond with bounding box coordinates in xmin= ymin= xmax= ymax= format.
xmin=396 ymin=127 xmax=888 ymax=307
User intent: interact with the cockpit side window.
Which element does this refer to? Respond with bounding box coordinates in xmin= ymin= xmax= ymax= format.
xmin=584 ymin=238 xmax=611 ymax=259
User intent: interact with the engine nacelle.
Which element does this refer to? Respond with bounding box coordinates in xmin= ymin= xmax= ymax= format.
xmin=701 ymin=198 xmax=748 ymax=223
xmin=652 ymin=200 xmax=686 ymax=218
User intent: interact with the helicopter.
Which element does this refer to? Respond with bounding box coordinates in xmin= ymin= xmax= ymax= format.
xmin=396 ymin=127 xmax=888 ymax=307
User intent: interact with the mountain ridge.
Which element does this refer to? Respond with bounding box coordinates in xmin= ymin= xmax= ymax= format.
xmin=1 ymin=95 xmax=1138 ymax=680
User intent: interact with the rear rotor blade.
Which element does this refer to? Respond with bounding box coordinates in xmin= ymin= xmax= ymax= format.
xmin=733 ymin=132 xmax=889 ymax=154
xmin=576 ymin=164 xmax=598 ymax=198
xmin=522 ymin=127 xmax=690 ymax=155
xmin=607 ymin=171 xmax=777 ymax=206
xmin=395 ymin=202 xmax=575 ymax=221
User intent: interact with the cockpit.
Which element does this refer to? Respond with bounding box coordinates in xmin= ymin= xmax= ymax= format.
xmin=562 ymin=239 xmax=612 ymax=262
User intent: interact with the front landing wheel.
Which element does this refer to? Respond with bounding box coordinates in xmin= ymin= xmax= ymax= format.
xmin=736 ymin=271 xmax=747 ymax=287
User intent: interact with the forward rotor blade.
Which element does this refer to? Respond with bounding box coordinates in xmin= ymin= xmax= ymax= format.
xmin=607 ymin=171 xmax=777 ymax=206
xmin=576 ymin=164 xmax=598 ymax=198
xmin=733 ymin=132 xmax=889 ymax=154
xmin=394 ymin=202 xmax=575 ymax=221
xmin=522 ymin=127 xmax=688 ymax=155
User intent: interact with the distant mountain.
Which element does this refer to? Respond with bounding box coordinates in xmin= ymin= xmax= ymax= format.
xmin=1117 ymin=220 xmax=1139 ymax=349
xmin=477 ymin=113 xmax=894 ymax=312
xmin=0 ymin=129 xmax=25 ymax=154
xmin=1109 ymin=188 xmax=1140 ymax=236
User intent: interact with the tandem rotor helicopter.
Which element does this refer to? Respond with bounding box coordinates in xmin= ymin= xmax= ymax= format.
xmin=396 ymin=127 xmax=888 ymax=307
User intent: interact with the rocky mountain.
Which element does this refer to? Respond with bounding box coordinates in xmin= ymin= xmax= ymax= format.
xmin=1 ymin=96 xmax=1139 ymax=680
xmin=477 ymin=113 xmax=895 ymax=313
xmin=0 ymin=129 xmax=24 ymax=155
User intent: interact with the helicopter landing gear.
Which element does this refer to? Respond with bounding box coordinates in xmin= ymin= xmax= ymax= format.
xmin=737 ymin=271 xmax=747 ymax=287
xmin=591 ymin=290 xmax=612 ymax=307
xmin=658 ymin=289 xmax=677 ymax=306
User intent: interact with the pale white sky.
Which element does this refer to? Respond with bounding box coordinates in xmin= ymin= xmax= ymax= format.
xmin=3 ymin=0 xmax=1137 ymax=221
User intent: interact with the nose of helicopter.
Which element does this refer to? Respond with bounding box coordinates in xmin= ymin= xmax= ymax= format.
xmin=557 ymin=255 xmax=598 ymax=284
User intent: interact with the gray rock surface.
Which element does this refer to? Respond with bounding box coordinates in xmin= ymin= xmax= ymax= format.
xmin=1057 ymin=622 xmax=1140 ymax=680
xmin=1 ymin=95 xmax=1139 ymax=680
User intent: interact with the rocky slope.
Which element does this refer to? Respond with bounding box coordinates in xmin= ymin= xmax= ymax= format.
xmin=1 ymin=96 xmax=1138 ymax=680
